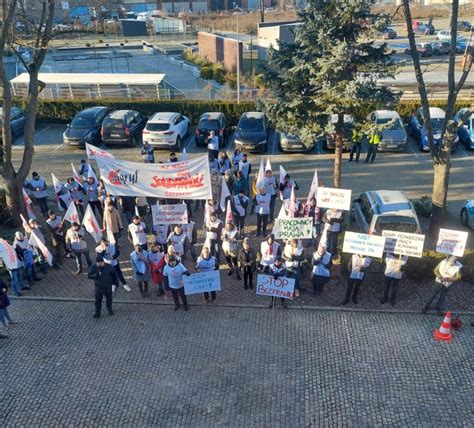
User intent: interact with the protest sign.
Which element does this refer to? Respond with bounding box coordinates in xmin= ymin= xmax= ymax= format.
xmin=342 ymin=231 xmax=386 ymax=258
xmin=183 ymin=270 xmax=221 ymax=295
xmin=382 ymin=230 xmax=425 ymax=258
xmin=0 ymin=239 xmax=19 ymax=270
xmin=273 ymin=218 xmax=312 ymax=240
xmin=256 ymin=274 xmax=295 ymax=300
xmin=436 ymin=228 xmax=469 ymax=257
xmin=99 ymin=155 xmax=212 ymax=200
xmin=86 ymin=143 xmax=115 ymax=161
xmin=151 ymin=204 xmax=188 ymax=225
xmin=316 ymin=187 xmax=352 ymax=211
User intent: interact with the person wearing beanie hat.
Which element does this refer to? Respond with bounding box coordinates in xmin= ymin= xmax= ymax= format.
xmin=88 ymin=254 xmax=118 ymax=318
xmin=423 ymin=255 xmax=463 ymax=314
xmin=238 ymin=238 xmax=256 ymax=289
xmin=221 ymin=221 xmax=240 ymax=279
xmin=257 ymin=234 xmax=281 ymax=274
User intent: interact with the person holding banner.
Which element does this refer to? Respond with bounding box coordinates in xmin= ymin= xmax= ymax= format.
xmin=95 ymin=240 xmax=131 ymax=292
xmin=148 ymin=243 xmax=166 ymax=297
xmin=6 ymin=246 xmax=28 ymax=297
xmin=14 ymin=232 xmax=41 ymax=286
xmin=163 ymin=256 xmax=191 ymax=311
xmin=341 ymin=254 xmax=372 ymax=305
xmin=196 ymin=246 xmax=219 ymax=304
xmin=258 ymin=234 xmax=281 ymax=274
xmin=255 ymin=186 xmax=271 ymax=237
xmin=205 ymin=212 xmax=223 ymax=264
xmin=130 ymin=245 xmax=151 ymax=298
xmin=282 ymin=239 xmax=304 ymax=298
xmin=65 ymin=177 xmax=84 ymax=216
xmin=422 ymin=256 xmax=463 ymax=315
xmin=311 ymin=245 xmax=332 ymax=296
xmin=232 ymin=190 xmax=249 ymax=237
xmin=128 ymin=216 xmax=149 ymax=251
xmin=268 ymin=256 xmax=288 ymax=309
xmin=83 ymin=177 xmax=103 ymax=219
xmin=24 ymin=172 xmax=49 ymax=217
xmin=88 ymin=255 xmax=117 ymax=318
xmin=221 ymin=221 xmax=240 ymax=280
xmin=66 ymin=222 xmax=92 ymax=275
xmin=167 ymin=225 xmax=190 ymax=263
xmin=322 ymin=208 xmax=344 ymax=258
xmin=46 ymin=210 xmax=71 ymax=265
xmin=381 ymin=253 xmax=408 ymax=306
xmin=264 ymin=169 xmax=278 ymax=222
xmin=140 ymin=142 xmax=155 ymax=163
xmin=238 ymin=238 xmax=256 ymax=289
xmin=27 ymin=219 xmax=49 ymax=273
xmin=102 ymin=202 xmax=123 ymax=242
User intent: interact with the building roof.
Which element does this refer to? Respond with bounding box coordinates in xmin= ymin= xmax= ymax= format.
xmin=10 ymin=73 xmax=166 ymax=86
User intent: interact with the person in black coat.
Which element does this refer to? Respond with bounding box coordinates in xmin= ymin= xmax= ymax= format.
xmin=88 ymin=255 xmax=118 ymax=318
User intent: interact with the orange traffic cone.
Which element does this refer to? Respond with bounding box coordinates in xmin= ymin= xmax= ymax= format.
xmin=434 ymin=311 xmax=453 ymax=342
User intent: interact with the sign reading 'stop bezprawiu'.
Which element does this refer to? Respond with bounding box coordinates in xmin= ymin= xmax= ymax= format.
xmin=99 ymin=155 xmax=212 ymax=200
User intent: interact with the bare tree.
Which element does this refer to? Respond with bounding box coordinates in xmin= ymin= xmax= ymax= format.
xmin=403 ymin=0 xmax=473 ymax=238
xmin=0 ymin=0 xmax=55 ymax=226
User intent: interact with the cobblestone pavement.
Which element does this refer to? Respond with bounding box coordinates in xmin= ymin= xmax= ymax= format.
xmin=1 ymin=300 xmax=473 ymax=427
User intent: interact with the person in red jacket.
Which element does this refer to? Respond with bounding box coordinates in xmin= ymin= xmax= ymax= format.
xmin=148 ymin=243 xmax=165 ymax=297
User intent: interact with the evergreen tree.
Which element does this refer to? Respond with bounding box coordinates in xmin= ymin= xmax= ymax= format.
xmin=263 ymin=0 xmax=398 ymax=188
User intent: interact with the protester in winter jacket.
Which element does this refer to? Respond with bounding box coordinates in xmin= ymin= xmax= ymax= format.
xmin=217 ymin=152 xmax=232 ymax=175
xmin=95 ymin=239 xmax=130 ymax=291
xmin=148 ymin=243 xmax=165 ymax=296
xmin=232 ymin=170 xmax=248 ymax=196
xmin=181 ymin=221 xmax=198 ymax=262
xmin=0 ymin=280 xmax=14 ymax=329
xmin=102 ymin=203 xmax=123 ymax=241
xmin=232 ymin=149 xmax=243 ymax=170
xmin=128 ymin=216 xmax=149 ymax=250
xmin=381 ymin=253 xmax=408 ymax=306
xmin=258 ymin=234 xmax=281 ymax=274
xmin=268 ymin=256 xmax=288 ymax=309
xmin=196 ymin=246 xmax=219 ymax=304
xmin=279 ymin=173 xmax=299 ymax=201
xmin=282 ymin=239 xmax=304 ymax=297
xmin=238 ymin=238 xmax=256 ymax=289
xmin=304 ymin=197 xmax=323 ymax=248
xmin=255 ymin=186 xmax=271 ymax=237
xmin=79 ymin=159 xmax=91 ymax=179
xmin=221 ymin=221 xmax=240 ymax=279
xmin=46 ymin=209 xmax=70 ymax=265
xmin=341 ymin=254 xmax=371 ymax=305
xmin=88 ymin=255 xmax=118 ymax=318
xmin=422 ymin=256 xmax=463 ymax=314
xmin=263 ymin=169 xmax=278 ymax=222
xmin=24 ymin=172 xmax=48 ymax=216
xmin=6 ymin=246 xmax=27 ymax=297
xmin=14 ymin=232 xmax=41 ymax=286
xmin=66 ymin=222 xmax=92 ymax=274
xmin=311 ymin=245 xmax=332 ymax=296
xmin=140 ymin=142 xmax=155 ymax=163
xmin=65 ymin=177 xmax=84 ymax=215
xmin=238 ymin=153 xmax=252 ymax=180
xmin=322 ymin=208 xmax=344 ymax=257
xmin=130 ymin=245 xmax=151 ymax=298
xmin=163 ymin=256 xmax=191 ymax=311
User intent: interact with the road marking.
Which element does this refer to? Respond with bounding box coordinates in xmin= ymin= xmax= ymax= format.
xmin=52 ymin=144 xmax=65 ymax=153
xmin=408 ymin=141 xmax=420 ymax=158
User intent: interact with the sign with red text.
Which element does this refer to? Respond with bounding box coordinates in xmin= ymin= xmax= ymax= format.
xmin=382 ymin=230 xmax=425 ymax=258
xmin=82 ymin=205 xmax=103 ymax=243
xmin=256 ymin=274 xmax=295 ymax=300
xmin=316 ymin=187 xmax=352 ymax=211
xmin=436 ymin=228 xmax=469 ymax=257
xmin=99 ymin=155 xmax=212 ymax=200
xmin=152 ymin=204 xmax=188 ymax=225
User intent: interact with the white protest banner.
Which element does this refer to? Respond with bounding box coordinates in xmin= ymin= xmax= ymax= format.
xmin=0 ymin=239 xmax=19 ymax=270
xmin=99 ymin=155 xmax=212 ymax=200
xmin=382 ymin=230 xmax=425 ymax=258
xmin=265 ymin=157 xmax=272 ymax=173
xmin=274 ymin=218 xmax=313 ymax=240
xmin=82 ymin=205 xmax=103 ymax=243
xmin=64 ymin=200 xmax=80 ymax=223
xmin=151 ymin=203 xmax=188 ymax=225
xmin=342 ymin=231 xmax=386 ymax=258
xmin=29 ymin=231 xmax=54 ymax=266
xmin=86 ymin=143 xmax=115 ymax=161
xmin=316 ymin=187 xmax=352 ymax=211
xmin=436 ymin=228 xmax=469 ymax=257
xmin=256 ymin=274 xmax=295 ymax=300
xmin=71 ymin=163 xmax=82 ymax=186
xmin=183 ymin=270 xmax=221 ymax=295
xmin=306 ymin=169 xmax=319 ymax=205
xmin=23 ymin=189 xmax=36 ymax=220
xmin=219 ymin=175 xmax=231 ymax=211
xmin=59 ymin=192 xmax=74 ymax=211
xmin=279 ymin=165 xmax=287 ymax=184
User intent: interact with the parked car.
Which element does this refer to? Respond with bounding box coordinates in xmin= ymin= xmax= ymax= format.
xmin=404 ymin=43 xmax=432 ymax=57
xmin=456 ymin=37 xmax=471 ymax=53
xmin=101 ymin=110 xmax=146 ymax=147
xmin=457 ymin=21 xmax=472 ymax=32
xmin=383 ymin=27 xmax=397 ymax=39
xmin=460 ymin=200 xmax=474 ymax=229
xmin=323 ymin=114 xmax=353 ymax=150
xmin=410 ymin=107 xmax=459 ymax=152
xmin=0 ymin=106 xmax=26 ymax=142
xmin=195 ymin=112 xmax=231 ymax=148
xmin=278 ymin=132 xmax=315 ymax=153
xmin=436 ymin=30 xmax=452 ymax=42
xmin=367 ymin=110 xmax=407 ymax=151
xmin=142 ymin=112 xmax=190 ymax=150
xmin=234 ymin=112 xmax=269 ymax=152
xmin=432 ymin=41 xmax=451 ymax=55
xmin=352 ymin=190 xmax=422 ymax=235
xmin=63 ymin=106 xmax=108 ymax=147
xmin=404 ymin=20 xmax=427 ymax=33
xmin=454 ymin=107 xmax=474 ymax=150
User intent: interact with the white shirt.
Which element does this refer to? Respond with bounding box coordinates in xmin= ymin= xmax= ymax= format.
xmin=260 ymin=241 xmax=280 ymax=266
xmin=384 ymin=254 xmax=407 ymax=280
xmin=312 ymin=251 xmax=332 ymax=277
xmin=256 ymin=193 xmax=271 ymax=215
xmin=239 ymin=160 xmax=251 ymax=179
xmin=283 ymin=244 xmax=303 ymax=270
xmin=168 ymin=232 xmax=187 ymax=256
xmin=350 ymin=255 xmax=371 ymax=280
xmin=264 ymin=176 xmax=278 ymax=196
xmin=207 ymin=136 xmax=219 ymax=151
xmin=128 ymin=222 xmax=147 ymax=246
xmin=197 ymin=256 xmax=216 ymax=272
xmin=233 ymin=194 xmax=248 ymax=217
xmin=325 ymin=209 xmax=343 ymax=233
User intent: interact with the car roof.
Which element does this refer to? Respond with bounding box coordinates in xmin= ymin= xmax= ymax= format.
xmin=374 ymin=110 xmax=401 ymax=120
xmin=108 ymin=110 xmax=136 ymax=119
xmin=199 ymin=112 xmax=223 ymax=121
xmin=241 ymin=112 xmax=265 ymax=119
xmin=365 ymin=190 xmax=415 ymax=216
xmin=77 ymin=106 xmax=107 ymax=117
xmin=418 ymin=107 xmax=446 ymax=118
xmin=149 ymin=112 xmax=178 ymax=122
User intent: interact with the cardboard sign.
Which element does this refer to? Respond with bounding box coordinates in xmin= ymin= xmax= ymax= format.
xmin=382 ymin=230 xmax=425 ymax=258
xmin=274 ymin=218 xmax=312 ymax=240
xmin=342 ymin=231 xmax=386 ymax=258
xmin=316 ymin=187 xmax=352 ymax=211
xmin=183 ymin=270 xmax=221 ymax=295
xmin=436 ymin=228 xmax=469 ymax=257
xmin=152 ymin=204 xmax=188 ymax=225
xmin=256 ymin=274 xmax=295 ymax=300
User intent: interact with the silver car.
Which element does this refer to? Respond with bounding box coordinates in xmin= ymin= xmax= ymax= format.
xmin=279 ymin=132 xmax=315 ymax=153
xmin=367 ymin=110 xmax=407 ymax=151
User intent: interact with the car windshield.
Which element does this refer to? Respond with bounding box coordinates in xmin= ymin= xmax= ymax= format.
xmin=430 ymin=118 xmax=445 ymax=132
xmin=374 ymin=216 xmax=418 ymax=233
xmin=377 ymin=118 xmax=403 ymax=130
xmin=147 ymin=123 xmax=170 ymax=131
xmin=103 ymin=117 xmax=124 ymax=128
xmin=70 ymin=116 xmax=94 ymax=128
xmin=199 ymin=119 xmax=220 ymax=130
xmin=238 ymin=118 xmax=264 ymax=132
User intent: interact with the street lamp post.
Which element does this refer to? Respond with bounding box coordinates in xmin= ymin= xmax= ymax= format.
xmin=234 ymin=3 xmax=241 ymax=104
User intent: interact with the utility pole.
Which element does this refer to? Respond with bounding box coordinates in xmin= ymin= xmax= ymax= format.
xmin=234 ymin=3 xmax=241 ymax=104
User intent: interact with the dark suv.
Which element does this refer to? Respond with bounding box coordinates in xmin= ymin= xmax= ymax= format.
xmin=0 ymin=107 xmax=26 ymax=142
xmin=195 ymin=112 xmax=231 ymax=148
xmin=101 ymin=110 xmax=146 ymax=147
xmin=63 ymin=106 xmax=108 ymax=147
xmin=234 ymin=112 xmax=269 ymax=153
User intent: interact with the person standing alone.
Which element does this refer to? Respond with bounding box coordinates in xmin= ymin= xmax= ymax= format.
xmin=88 ymin=255 xmax=118 ymax=318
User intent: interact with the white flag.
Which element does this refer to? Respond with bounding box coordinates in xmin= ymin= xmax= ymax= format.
xmin=86 ymin=143 xmax=115 ymax=161
xmin=82 ymin=205 xmax=103 ymax=243
xmin=226 ymin=199 xmax=233 ymax=224
xmin=104 ymin=210 xmax=116 ymax=246
xmin=29 ymin=231 xmax=53 ymax=266
xmin=0 ymin=239 xmax=20 ymax=270
xmin=87 ymin=165 xmax=98 ymax=183
xmin=51 ymin=173 xmax=63 ymax=194
xmin=219 ymin=176 xmax=231 ymax=211
xmin=256 ymin=158 xmax=265 ymax=187
xmin=22 ymin=189 xmax=36 ymax=220
xmin=306 ymin=169 xmax=319 ymax=205
xmin=64 ymin=200 xmax=80 ymax=224
xmin=181 ymin=147 xmax=189 ymax=161
xmin=71 ymin=163 xmax=82 ymax=186
xmin=265 ymin=157 xmax=272 ymax=173
xmin=288 ymin=185 xmax=296 ymax=218
xmin=279 ymin=165 xmax=288 ymax=184
xmin=20 ymin=214 xmax=31 ymax=234
xmin=59 ymin=192 xmax=74 ymax=211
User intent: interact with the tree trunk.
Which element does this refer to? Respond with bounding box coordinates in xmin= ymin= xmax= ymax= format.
xmin=4 ymin=170 xmax=27 ymax=227
xmin=333 ymin=113 xmax=344 ymax=189
xmin=429 ymin=162 xmax=450 ymax=238
xmin=260 ymin=0 xmax=265 ymax=23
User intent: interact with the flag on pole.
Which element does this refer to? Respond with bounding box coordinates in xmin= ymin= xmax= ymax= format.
xmin=219 ymin=176 xmax=231 ymax=211
xmin=288 ymin=184 xmax=296 ymax=218
xmin=22 ymin=189 xmax=37 ymax=220
xmin=29 ymin=230 xmax=53 ymax=266
xmin=20 ymin=214 xmax=31 ymax=234
xmin=181 ymin=147 xmax=189 ymax=161
xmin=0 ymin=239 xmax=20 ymax=270
xmin=64 ymin=200 xmax=80 ymax=224
xmin=86 ymin=143 xmax=115 ymax=161
xmin=59 ymin=193 xmax=74 ymax=211
xmin=51 ymin=173 xmax=64 ymax=211
xmin=306 ymin=169 xmax=319 ymax=205
xmin=252 ymin=157 xmax=265 ymax=197
xmin=71 ymin=163 xmax=82 ymax=186
xmin=105 ymin=212 xmax=116 ymax=246
xmin=265 ymin=157 xmax=272 ymax=173
xmin=135 ymin=205 xmax=140 ymax=218
xmin=225 ymin=199 xmax=233 ymax=224
xmin=279 ymin=165 xmax=288 ymax=184
xmin=87 ymin=165 xmax=98 ymax=184
xmin=82 ymin=205 xmax=103 ymax=243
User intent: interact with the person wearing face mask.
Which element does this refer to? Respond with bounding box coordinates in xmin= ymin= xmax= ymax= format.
xmin=263 ymin=169 xmax=278 ymax=222
xmin=311 ymin=245 xmax=332 ymax=296
xmin=131 ymin=244 xmax=151 ymax=298
xmin=24 ymin=172 xmax=49 ymax=216
xmin=238 ymin=238 xmax=256 ymax=289
xmin=102 ymin=202 xmax=124 ymax=242
xmin=205 ymin=211 xmax=223 ymax=264
xmin=65 ymin=177 xmax=84 ymax=215
xmin=128 ymin=215 xmax=149 ymax=251
xmin=217 ymin=152 xmax=231 ymax=176
xmin=95 ymin=239 xmax=130 ymax=292
xmin=221 ymin=220 xmax=240 ymax=279
xmin=255 ymin=185 xmax=271 ymax=237
xmin=148 ymin=243 xmax=166 ymax=297
xmin=341 ymin=253 xmax=371 ymax=305
xmin=167 ymin=224 xmax=190 ymax=263
xmin=258 ymin=234 xmax=281 ymax=274
xmin=196 ymin=246 xmax=219 ymax=304
xmin=163 ymin=256 xmax=191 ymax=311
xmin=83 ymin=176 xmax=103 ymax=219
xmin=66 ymin=222 xmax=92 ymax=275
